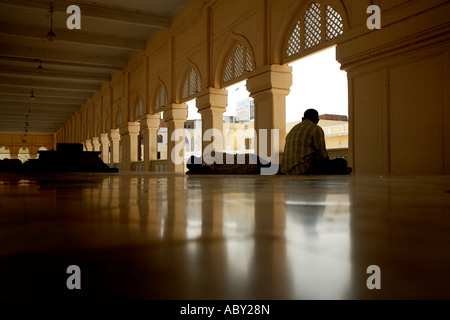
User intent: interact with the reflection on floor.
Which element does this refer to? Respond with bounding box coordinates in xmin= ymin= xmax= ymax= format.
xmin=0 ymin=173 xmax=449 ymax=299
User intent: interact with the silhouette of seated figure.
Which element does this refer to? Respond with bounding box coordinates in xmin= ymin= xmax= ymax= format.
xmin=280 ymin=109 xmax=352 ymax=175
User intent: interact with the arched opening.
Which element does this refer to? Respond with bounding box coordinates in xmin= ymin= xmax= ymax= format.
xmin=283 ymin=1 xmax=348 ymax=160
xmin=152 ymin=82 xmax=169 ymax=163
xmin=18 ymin=146 xmax=30 ymax=163
xmin=154 ymin=84 xmax=168 ymax=113
xmin=157 ymin=112 xmax=167 ymax=160
xmin=286 ymin=46 xmax=348 ymax=154
xmin=180 ymin=64 xmax=202 ymax=171
xmin=138 ymin=130 xmax=144 ymax=162
xmin=0 ymin=146 xmax=10 ymax=160
xmin=185 ymin=99 xmax=202 ymax=168
xmin=224 ymin=80 xmax=255 ymax=154
xmin=115 ymin=108 xmax=122 ymax=164
xmin=37 ymin=147 xmax=47 ymax=159
xmin=135 ymin=98 xmax=144 ymax=162
xmin=223 ymin=43 xmax=254 ymax=86
xmin=219 ymin=40 xmax=256 ymax=156
xmin=283 ymin=1 xmax=346 ymax=64
xmin=182 ymin=67 xmax=201 ymax=102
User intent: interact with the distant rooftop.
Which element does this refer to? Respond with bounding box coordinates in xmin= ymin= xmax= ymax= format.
xmin=319 ymin=114 xmax=348 ymax=121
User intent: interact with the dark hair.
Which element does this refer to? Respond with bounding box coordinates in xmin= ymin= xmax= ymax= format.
xmin=304 ymin=109 xmax=319 ymax=121
xmin=303 ymin=109 xmax=319 ymax=120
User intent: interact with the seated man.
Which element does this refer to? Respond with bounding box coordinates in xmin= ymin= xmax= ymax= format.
xmin=280 ymin=108 xmax=351 ymax=175
xmin=187 ymin=151 xmax=278 ymax=175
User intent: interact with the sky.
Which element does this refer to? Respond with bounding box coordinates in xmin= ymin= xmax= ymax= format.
xmin=187 ymin=46 xmax=348 ymax=122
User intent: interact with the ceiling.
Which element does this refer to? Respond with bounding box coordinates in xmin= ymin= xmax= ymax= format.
xmin=0 ymin=0 xmax=188 ymax=135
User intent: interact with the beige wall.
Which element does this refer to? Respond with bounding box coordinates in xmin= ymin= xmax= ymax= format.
xmin=337 ymin=0 xmax=450 ymax=174
xmin=55 ymin=0 xmax=450 ymax=174
xmin=0 ymin=134 xmax=54 ymax=160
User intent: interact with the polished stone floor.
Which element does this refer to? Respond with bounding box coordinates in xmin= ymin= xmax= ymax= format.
xmin=0 ymin=172 xmax=449 ymax=300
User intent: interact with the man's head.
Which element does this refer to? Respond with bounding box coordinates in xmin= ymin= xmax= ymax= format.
xmin=302 ymin=109 xmax=319 ymax=124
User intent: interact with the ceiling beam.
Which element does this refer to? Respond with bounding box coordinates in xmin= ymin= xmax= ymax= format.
xmin=0 ymin=65 xmax=111 ymax=83
xmin=0 ymin=23 xmax=146 ymax=51
xmin=0 ymin=56 xmax=123 ymax=73
xmin=0 ymin=115 xmax=70 ymax=121
xmin=0 ymin=119 xmax=74 ymax=127
xmin=0 ymin=94 xmax=86 ymax=105
xmin=0 ymin=0 xmax=171 ymax=29
xmin=0 ymin=44 xmax=128 ymax=69
xmin=0 ymin=77 xmax=101 ymax=92
xmin=0 ymin=115 xmax=76 ymax=123
xmin=0 ymin=129 xmax=59 ymax=135
xmin=0 ymin=126 xmax=62 ymax=131
xmin=0 ymin=123 xmax=71 ymax=130
xmin=0 ymin=86 xmax=94 ymax=100
xmin=0 ymin=108 xmax=79 ymax=115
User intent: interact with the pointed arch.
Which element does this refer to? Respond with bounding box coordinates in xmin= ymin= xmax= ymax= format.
xmin=222 ymin=43 xmax=255 ymax=86
xmin=96 ymin=119 xmax=101 ymax=136
xmin=282 ymin=0 xmax=348 ymax=64
xmin=154 ymin=79 xmax=168 ymax=112
xmin=82 ymin=124 xmax=86 ymax=142
xmin=104 ymin=110 xmax=111 ymax=132
xmin=105 ymin=115 xmax=111 ymax=132
xmin=114 ymin=105 xmax=122 ymax=129
xmin=180 ymin=60 xmax=202 ymax=102
xmin=134 ymin=91 xmax=144 ymax=120
xmin=87 ymin=121 xmax=93 ymax=139
xmin=216 ymin=32 xmax=256 ymax=88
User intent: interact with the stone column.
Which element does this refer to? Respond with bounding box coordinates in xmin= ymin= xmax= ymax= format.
xmin=9 ymin=146 xmax=19 ymax=159
xmin=119 ymin=122 xmax=140 ymax=171
xmin=196 ymin=88 xmax=228 ymax=154
xmin=108 ymin=129 xmax=120 ymax=165
xmin=85 ymin=139 xmax=93 ymax=151
xmin=246 ymin=65 xmax=292 ymax=166
xmin=141 ymin=114 xmax=161 ymax=171
xmin=91 ymin=137 xmax=100 ymax=152
xmin=99 ymin=133 xmax=110 ymax=164
xmin=163 ymin=104 xmax=188 ymax=173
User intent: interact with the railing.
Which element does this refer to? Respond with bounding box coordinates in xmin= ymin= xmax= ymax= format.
xmin=327 ymin=148 xmax=348 ymax=159
xmin=151 ymin=160 xmax=168 ymax=172
xmin=111 ymin=161 xmax=168 ymax=172
xmin=322 ymin=124 xmax=348 ymax=137
xmin=131 ymin=162 xmax=144 ymax=172
xmin=112 ymin=163 xmax=122 ymax=171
